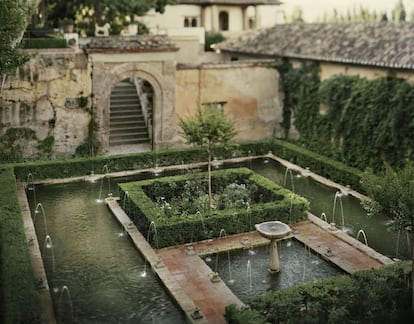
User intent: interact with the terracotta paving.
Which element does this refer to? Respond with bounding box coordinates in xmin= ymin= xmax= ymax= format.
xmin=158 ymin=233 xmax=266 ymax=324
xmin=157 ymin=217 xmax=393 ymax=323
xmin=293 ymin=218 xmax=391 ymax=273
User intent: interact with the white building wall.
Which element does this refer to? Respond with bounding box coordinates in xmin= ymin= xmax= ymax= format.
xmin=138 ymin=4 xmax=281 ymax=35
xmin=136 ymin=5 xmax=201 ymax=31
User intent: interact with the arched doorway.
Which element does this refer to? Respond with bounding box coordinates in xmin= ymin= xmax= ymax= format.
xmin=109 ymin=77 xmax=154 ymax=149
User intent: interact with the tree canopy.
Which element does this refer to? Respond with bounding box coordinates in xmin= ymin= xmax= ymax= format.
xmin=36 ymin=0 xmax=175 ymax=28
xmin=0 ymin=0 xmax=32 ymax=76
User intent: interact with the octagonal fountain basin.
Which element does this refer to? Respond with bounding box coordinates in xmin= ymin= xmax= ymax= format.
xmin=255 ymin=221 xmax=291 ymax=239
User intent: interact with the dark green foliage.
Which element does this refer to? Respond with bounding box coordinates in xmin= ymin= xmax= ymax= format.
xmin=225 ymin=261 xmax=412 ymax=324
xmin=119 ymin=168 xmax=309 ymax=248
xmin=205 ymin=32 xmax=225 ymax=51
xmin=0 ymin=128 xmax=37 ymax=162
xmin=277 ymin=63 xmax=414 ymax=173
xmin=361 ymin=162 xmax=414 ymax=231
xmin=0 ymin=0 xmax=32 ymax=75
xmin=11 ymin=139 xmax=363 ymax=193
xmin=75 ymin=118 xmax=100 ymax=157
xmin=0 ymin=167 xmax=40 ymax=323
xmin=21 ymin=37 xmax=67 ymax=48
xmin=37 ymin=135 xmax=54 ymax=157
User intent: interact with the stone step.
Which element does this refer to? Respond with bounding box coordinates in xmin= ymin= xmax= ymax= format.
xmin=110 ymin=106 xmax=143 ymax=113
xmin=109 ymin=80 xmax=150 ymax=146
xmin=110 ymin=123 xmax=147 ymax=131
xmin=110 ymin=131 xmax=149 ymax=141
xmin=109 ymin=137 xmax=150 ymax=146
xmin=110 ymin=100 xmax=141 ymax=111
xmin=110 ymin=117 xmax=144 ymax=124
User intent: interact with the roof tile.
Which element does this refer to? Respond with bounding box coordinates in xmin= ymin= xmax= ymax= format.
xmin=218 ymin=23 xmax=414 ymax=70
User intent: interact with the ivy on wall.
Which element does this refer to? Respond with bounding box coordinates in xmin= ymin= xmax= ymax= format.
xmin=277 ymin=61 xmax=414 ymax=172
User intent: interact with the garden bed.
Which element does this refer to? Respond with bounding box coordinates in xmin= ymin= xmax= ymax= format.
xmin=119 ymin=168 xmax=309 ymax=248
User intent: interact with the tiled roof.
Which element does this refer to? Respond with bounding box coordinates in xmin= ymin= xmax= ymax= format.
xmin=86 ymin=35 xmax=178 ymax=53
xmin=178 ymin=0 xmax=281 ymax=5
xmin=217 ymin=23 xmax=414 ymax=70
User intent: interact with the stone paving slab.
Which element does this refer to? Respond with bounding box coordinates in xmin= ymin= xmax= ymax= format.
xmin=158 ymin=243 xmax=246 ymax=324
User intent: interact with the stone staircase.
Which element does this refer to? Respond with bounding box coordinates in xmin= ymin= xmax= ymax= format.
xmin=109 ymin=81 xmax=151 ymax=147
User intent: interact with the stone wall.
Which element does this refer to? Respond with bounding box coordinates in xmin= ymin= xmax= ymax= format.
xmin=0 ymin=50 xmax=282 ymax=159
xmin=0 ymin=50 xmax=92 ymax=159
xmin=175 ymin=62 xmax=283 ymax=142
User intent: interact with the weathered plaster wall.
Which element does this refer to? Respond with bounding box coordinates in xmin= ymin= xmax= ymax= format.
xmin=0 ymin=50 xmax=92 ymax=159
xmin=175 ymin=62 xmax=283 ymax=143
xmin=1 ymin=50 xmax=283 ymax=159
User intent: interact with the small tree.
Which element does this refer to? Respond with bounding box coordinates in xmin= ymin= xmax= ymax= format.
xmin=178 ymin=106 xmax=238 ymax=208
xmin=361 ymin=162 xmax=414 ymax=317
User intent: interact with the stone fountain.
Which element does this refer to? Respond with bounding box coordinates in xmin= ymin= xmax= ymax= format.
xmin=255 ymin=221 xmax=291 ymax=273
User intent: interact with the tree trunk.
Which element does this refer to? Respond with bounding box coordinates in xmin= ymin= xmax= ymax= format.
xmin=208 ymin=152 xmax=212 ymax=208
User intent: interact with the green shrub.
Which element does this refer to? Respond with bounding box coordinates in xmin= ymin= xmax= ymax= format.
xmin=225 ymin=261 xmax=412 ymax=324
xmin=0 ymin=167 xmax=40 ymax=323
xmin=205 ymin=32 xmax=225 ymax=51
xmin=119 ymin=168 xmax=309 ymax=248
xmin=21 ymin=37 xmax=68 ymax=48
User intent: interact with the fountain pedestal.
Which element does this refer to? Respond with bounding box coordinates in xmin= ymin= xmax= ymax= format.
xmin=269 ymin=238 xmax=280 ymax=273
xmin=255 ymin=221 xmax=291 ymax=273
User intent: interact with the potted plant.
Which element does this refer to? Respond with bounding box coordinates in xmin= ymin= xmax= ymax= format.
xmin=60 ymin=18 xmax=74 ymax=33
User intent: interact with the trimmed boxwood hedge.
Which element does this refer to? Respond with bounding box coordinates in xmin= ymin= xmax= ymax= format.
xmin=11 ymin=140 xmax=363 ymax=194
xmin=119 ymin=168 xmax=309 ymax=248
xmin=225 ymin=260 xmax=412 ymax=324
xmin=0 ymin=167 xmax=40 ymax=323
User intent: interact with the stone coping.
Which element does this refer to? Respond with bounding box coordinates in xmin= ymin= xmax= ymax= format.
xmin=106 ymin=198 xmax=207 ymax=323
xmin=308 ymin=212 xmax=394 ymax=266
xmin=17 ymin=184 xmax=56 ymax=324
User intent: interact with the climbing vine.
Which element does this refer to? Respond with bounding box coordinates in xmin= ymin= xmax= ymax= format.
xmin=277 ymin=62 xmax=414 ymax=172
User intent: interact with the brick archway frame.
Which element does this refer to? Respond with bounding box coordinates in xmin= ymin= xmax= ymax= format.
xmin=92 ymin=58 xmax=176 ymax=154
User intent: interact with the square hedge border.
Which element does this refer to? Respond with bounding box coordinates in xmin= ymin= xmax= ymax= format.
xmin=119 ymin=168 xmax=309 ymax=248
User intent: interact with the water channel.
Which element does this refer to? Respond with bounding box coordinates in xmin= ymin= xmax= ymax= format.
xmin=28 ymin=180 xmax=186 ymax=324
xmin=26 ymin=157 xmax=410 ymax=322
xmin=251 ymin=159 xmax=411 ymax=259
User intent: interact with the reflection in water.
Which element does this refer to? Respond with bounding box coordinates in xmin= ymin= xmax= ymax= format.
xmin=29 ymin=181 xmax=186 ymax=324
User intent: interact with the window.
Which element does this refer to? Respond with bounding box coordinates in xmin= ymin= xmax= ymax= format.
xmin=219 ymin=11 xmax=229 ymax=31
xmin=184 ymin=16 xmax=198 ymax=27
xmin=202 ymin=101 xmax=227 ymax=110
xmin=248 ymin=18 xmax=255 ymax=29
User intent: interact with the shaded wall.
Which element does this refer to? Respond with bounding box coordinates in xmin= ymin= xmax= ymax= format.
xmin=175 ymin=62 xmax=283 ymax=143
xmin=0 ymin=50 xmax=92 ymax=159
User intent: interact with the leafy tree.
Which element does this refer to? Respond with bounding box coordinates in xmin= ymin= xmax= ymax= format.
xmin=0 ymin=0 xmax=33 ymax=77
xmin=361 ymin=162 xmax=414 ymax=316
xmin=40 ymin=0 xmax=175 ymax=28
xmin=178 ymin=106 xmax=238 ymax=208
